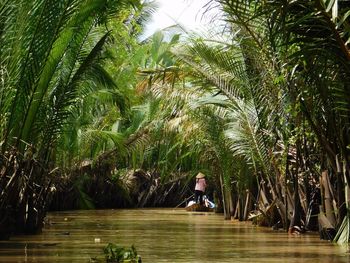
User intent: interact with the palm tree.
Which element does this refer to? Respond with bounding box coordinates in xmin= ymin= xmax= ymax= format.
xmin=203 ymin=0 xmax=350 ymax=241
xmin=0 ymin=0 xmax=142 ymax=235
xmin=255 ymin=0 xmax=350 ymax=242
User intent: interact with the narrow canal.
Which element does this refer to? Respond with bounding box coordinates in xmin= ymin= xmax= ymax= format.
xmin=0 ymin=209 xmax=349 ymax=262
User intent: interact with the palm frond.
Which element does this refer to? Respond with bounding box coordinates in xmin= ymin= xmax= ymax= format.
xmin=225 ymin=99 xmax=270 ymax=174
xmin=39 ymin=31 xmax=112 ymax=153
xmin=3 ymin=0 xmax=75 ymax=148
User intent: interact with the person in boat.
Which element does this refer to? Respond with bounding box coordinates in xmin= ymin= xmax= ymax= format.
xmin=194 ymin=172 xmax=207 ymax=205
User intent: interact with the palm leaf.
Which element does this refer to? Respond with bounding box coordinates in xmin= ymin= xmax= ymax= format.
xmin=39 ymin=31 xmax=111 ymax=154
xmin=5 ymin=0 xmax=75 ymax=146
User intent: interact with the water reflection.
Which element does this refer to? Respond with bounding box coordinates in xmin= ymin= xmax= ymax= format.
xmin=0 ymin=209 xmax=349 ymax=262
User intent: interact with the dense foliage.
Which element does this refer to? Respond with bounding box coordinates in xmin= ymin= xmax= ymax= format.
xmin=1 ymin=0 xmax=350 ymax=245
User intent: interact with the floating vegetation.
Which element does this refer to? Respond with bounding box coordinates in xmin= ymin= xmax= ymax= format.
xmin=91 ymin=243 xmax=141 ymax=263
xmin=104 ymin=243 xmax=141 ymax=263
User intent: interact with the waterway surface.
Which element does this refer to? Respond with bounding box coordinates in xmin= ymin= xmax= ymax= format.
xmin=0 ymin=209 xmax=349 ymax=262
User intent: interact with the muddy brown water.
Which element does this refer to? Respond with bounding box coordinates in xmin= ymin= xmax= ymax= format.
xmin=0 ymin=208 xmax=349 ymax=262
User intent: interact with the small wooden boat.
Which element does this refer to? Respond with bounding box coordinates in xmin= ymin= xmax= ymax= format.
xmin=185 ymin=203 xmax=214 ymax=212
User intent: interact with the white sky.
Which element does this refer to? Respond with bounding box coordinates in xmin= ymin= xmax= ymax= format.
xmin=144 ymin=0 xmax=214 ymax=37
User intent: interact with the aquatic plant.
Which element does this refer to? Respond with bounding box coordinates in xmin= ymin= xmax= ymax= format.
xmin=103 ymin=243 xmax=141 ymax=263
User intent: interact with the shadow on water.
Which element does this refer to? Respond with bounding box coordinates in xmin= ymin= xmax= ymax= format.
xmin=0 ymin=208 xmax=349 ymax=262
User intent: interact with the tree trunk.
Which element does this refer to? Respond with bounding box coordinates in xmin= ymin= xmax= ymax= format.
xmin=288 ymin=168 xmax=302 ymax=233
xmin=219 ymin=173 xmax=231 ymax=220
xmin=336 ymin=156 xmax=346 ymax=226
xmin=321 ymin=170 xmax=336 ymax=227
xmin=243 ymin=190 xmax=251 ymax=221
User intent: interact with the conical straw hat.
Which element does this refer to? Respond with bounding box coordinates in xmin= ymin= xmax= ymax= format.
xmin=196 ymin=172 xmax=205 ymax=179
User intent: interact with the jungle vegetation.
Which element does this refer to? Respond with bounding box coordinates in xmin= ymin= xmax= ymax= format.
xmin=1 ymin=0 xmax=350 ymax=245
